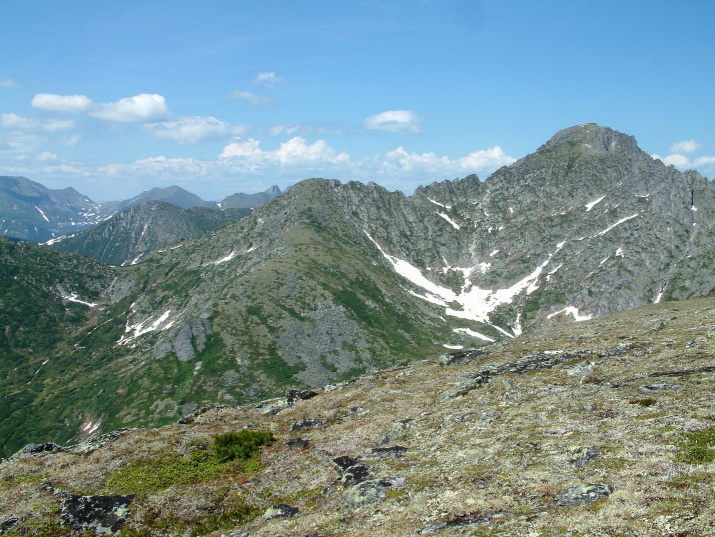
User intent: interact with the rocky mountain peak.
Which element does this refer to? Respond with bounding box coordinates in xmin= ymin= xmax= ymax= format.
xmin=537 ymin=123 xmax=641 ymax=158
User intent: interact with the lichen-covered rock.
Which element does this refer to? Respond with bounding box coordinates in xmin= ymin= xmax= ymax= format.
xmin=286 ymin=388 xmax=319 ymax=405
xmin=570 ymin=447 xmax=602 ymax=468
xmin=568 ymin=360 xmax=594 ymax=378
xmin=0 ymin=518 xmax=18 ymax=535
xmin=60 ymin=492 xmax=134 ymax=534
xmin=10 ymin=442 xmax=64 ymax=459
xmin=290 ymin=418 xmax=324 ymax=431
xmin=262 ymin=503 xmax=299 ymax=521
xmin=555 ymin=483 xmax=612 ymax=506
xmin=378 ymin=420 xmax=410 ymax=446
xmin=341 ymin=477 xmax=406 ymax=509
xmin=639 ymin=383 xmax=681 ymax=392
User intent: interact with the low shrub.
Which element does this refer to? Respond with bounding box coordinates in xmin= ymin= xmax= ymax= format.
xmin=212 ymin=429 xmax=274 ymax=463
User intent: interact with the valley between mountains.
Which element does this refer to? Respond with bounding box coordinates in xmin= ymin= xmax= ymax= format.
xmin=1 ymin=123 xmax=713 ymax=465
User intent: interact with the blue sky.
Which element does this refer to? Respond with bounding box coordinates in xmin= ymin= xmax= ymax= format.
xmin=1 ymin=1 xmax=713 ymax=202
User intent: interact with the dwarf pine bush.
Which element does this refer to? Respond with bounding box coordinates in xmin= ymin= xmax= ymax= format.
xmin=212 ymin=429 xmax=274 ymax=462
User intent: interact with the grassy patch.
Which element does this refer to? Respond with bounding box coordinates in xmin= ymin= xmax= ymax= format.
xmin=104 ymin=429 xmax=273 ymax=496
xmin=677 ymin=426 xmax=715 ymax=464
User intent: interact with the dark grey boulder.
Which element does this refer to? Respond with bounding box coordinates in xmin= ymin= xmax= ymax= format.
xmin=60 ymin=492 xmax=134 ymax=534
xmin=555 ymin=483 xmax=611 ymax=507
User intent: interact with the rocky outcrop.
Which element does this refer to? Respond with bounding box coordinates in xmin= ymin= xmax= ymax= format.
xmin=153 ymin=317 xmax=213 ymax=361
xmin=60 ymin=493 xmax=134 ymax=534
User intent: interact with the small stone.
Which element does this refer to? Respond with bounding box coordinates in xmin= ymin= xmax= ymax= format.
xmin=438 ymin=349 xmax=486 ymax=367
xmin=370 ymin=445 xmax=408 ymax=458
xmin=570 ymin=446 xmax=601 ymax=468
xmin=341 ymin=464 xmax=370 ymax=486
xmin=379 ymin=420 xmax=410 ymax=446
xmin=332 ymin=455 xmax=359 ymax=472
xmin=639 ymin=384 xmax=681 ymax=393
xmin=555 ymin=483 xmax=611 ymax=506
xmin=286 ymin=437 xmax=310 ymax=449
xmin=501 ymin=378 xmax=515 ymax=390
xmin=286 ymin=388 xmax=318 ymax=405
xmin=290 ymin=418 xmax=324 ymax=431
xmin=341 ymin=477 xmax=406 ymax=508
xmin=568 ymin=360 xmax=594 ymax=379
xmin=0 ymin=518 xmax=19 ymax=535
xmin=262 ymin=503 xmax=299 ymax=521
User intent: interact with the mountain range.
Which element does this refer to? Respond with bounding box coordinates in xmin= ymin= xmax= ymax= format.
xmin=0 ymin=178 xmax=282 ymax=242
xmin=0 ymin=123 xmax=713 ymax=459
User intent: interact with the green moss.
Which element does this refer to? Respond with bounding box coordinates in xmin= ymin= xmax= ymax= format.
xmin=103 ymin=434 xmax=269 ymax=497
xmin=677 ymin=426 xmax=715 ymax=464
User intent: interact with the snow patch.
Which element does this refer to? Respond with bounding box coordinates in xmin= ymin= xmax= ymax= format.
xmin=547 ymin=307 xmax=592 ymax=322
xmin=60 ymin=291 xmax=97 ymax=308
xmin=210 ymin=251 xmax=237 ymax=265
xmin=365 ymin=230 xmax=561 ymax=332
xmin=427 ymin=198 xmax=451 ymax=209
xmin=453 ymin=327 xmax=495 ymax=342
xmin=34 ymin=204 xmax=50 ymax=222
xmin=615 ymin=247 xmax=624 ymax=257
xmin=443 ymin=344 xmax=464 ymax=350
xmin=654 ymin=282 xmax=667 ymax=304
xmin=596 ymin=213 xmax=640 ymax=237
xmin=130 ymin=253 xmax=144 ymax=265
xmin=545 ymin=265 xmax=562 ymax=282
xmin=118 ymin=309 xmax=174 ymax=344
xmin=43 ymin=233 xmax=77 ymax=246
xmin=437 ymin=212 xmax=461 ymax=230
xmin=585 ymin=196 xmax=605 ymax=212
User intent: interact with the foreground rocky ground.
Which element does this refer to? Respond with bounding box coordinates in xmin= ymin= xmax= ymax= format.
xmin=1 ymin=294 xmax=714 ymax=536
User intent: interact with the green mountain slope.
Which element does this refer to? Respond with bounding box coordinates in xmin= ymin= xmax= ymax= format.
xmin=46 ymin=201 xmax=251 ymax=265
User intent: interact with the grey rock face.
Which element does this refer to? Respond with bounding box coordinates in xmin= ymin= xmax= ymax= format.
xmin=154 ymin=317 xmax=212 ymax=361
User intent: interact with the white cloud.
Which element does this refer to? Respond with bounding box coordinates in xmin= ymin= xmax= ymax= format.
xmin=37 ymin=151 xmax=58 ymax=161
xmin=0 ymin=78 xmax=22 ymax=88
xmin=379 ymin=145 xmax=515 ymax=177
xmin=63 ymin=133 xmax=82 ymax=146
xmin=457 ymin=146 xmax=515 ymax=171
xmin=253 ymin=71 xmax=284 ymax=88
xmin=363 ymin=110 xmax=421 ymax=133
xmin=32 ymin=93 xmax=93 ymax=114
xmin=144 ymin=116 xmax=244 ymax=144
xmin=1 ymin=113 xmax=39 ymax=130
xmin=219 ymin=136 xmax=349 ymax=167
xmin=226 ymin=90 xmax=279 ymax=107
xmin=43 ymin=119 xmax=75 ymax=132
xmin=219 ymin=138 xmax=262 ymax=159
xmin=693 ymin=156 xmax=715 ymax=167
xmin=100 ymin=156 xmax=205 ymax=178
xmin=90 ymin=94 xmax=170 ymax=122
xmin=652 ymin=153 xmax=691 ymax=168
xmin=670 ymin=139 xmax=702 ymax=154
xmin=269 ymin=124 xmax=300 ymax=137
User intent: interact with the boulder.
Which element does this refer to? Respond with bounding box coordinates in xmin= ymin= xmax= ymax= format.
xmin=60 ymin=493 xmax=134 ymax=534
xmin=555 ymin=483 xmax=611 ymax=507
